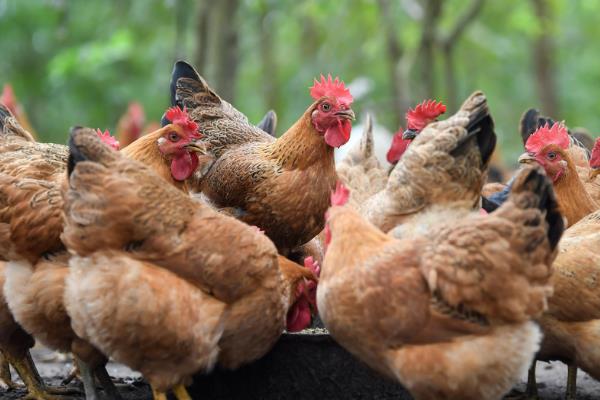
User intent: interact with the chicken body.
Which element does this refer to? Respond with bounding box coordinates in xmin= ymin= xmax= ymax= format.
xmin=62 ymin=128 xmax=317 ymax=395
xmin=170 ymin=62 xmax=353 ymax=255
xmin=319 ymin=168 xmax=562 ymax=400
xmin=360 ymin=91 xmax=495 ymax=232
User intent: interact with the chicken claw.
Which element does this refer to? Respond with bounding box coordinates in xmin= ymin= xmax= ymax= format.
xmin=0 ymin=352 xmax=18 ymax=390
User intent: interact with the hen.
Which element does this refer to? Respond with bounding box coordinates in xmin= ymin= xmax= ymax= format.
xmin=0 ymin=105 xmax=207 ymax=399
xmin=61 ymin=127 xmax=318 ymax=399
xmin=319 ymin=166 xmax=563 ymax=400
xmin=168 ymin=61 xmax=355 ymax=256
xmin=519 ymin=122 xmax=599 ymax=226
xmin=524 ymin=209 xmax=600 ymax=399
xmin=1 ymin=84 xmax=37 ymax=140
xmin=361 ymin=91 xmax=495 ymax=232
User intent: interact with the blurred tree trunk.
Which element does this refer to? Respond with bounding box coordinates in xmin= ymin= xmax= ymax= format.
xmin=258 ymin=2 xmax=279 ymax=110
xmin=376 ymin=0 xmax=411 ymax=128
xmin=417 ymin=0 xmax=443 ymax=99
xmin=195 ymin=0 xmax=240 ymax=102
xmin=530 ymin=0 xmax=559 ymax=116
xmin=438 ymin=0 xmax=485 ymax=112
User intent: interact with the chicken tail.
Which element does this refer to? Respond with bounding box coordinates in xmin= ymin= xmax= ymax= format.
xmin=505 ymin=166 xmax=564 ymax=251
xmin=0 ymin=104 xmax=35 ymax=142
xmin=451 ymin=91 xmax=496 ymax=167
xmin=67 ymin=126 xmax=119 ymax=178
xmin=257 ymin=110 xmax=278 ymax=137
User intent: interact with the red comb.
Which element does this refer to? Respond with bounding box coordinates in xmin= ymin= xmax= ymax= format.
xmin=590 ymin=138 xmax=600 ymax=168
xmin=330 ymin=181 xmax=350 ymax=207
xmin=1 ymin=84 xmax=16 ymax=112
xmin=165 ymin=106 xmax=201 ymax=138
xmin=386 ymin=129 xmax=411 ymax=163
xmin=525 ymin=122 xmax=570 ymax=154
xmin=405 ymin=99 xmax=447 ymax=131
xmin=303 ymin=256 xmax=321 ymax=277
xmin=96 ymin=129 xmax=120 ymax=151
xmin=310 ymin=74 xmax=353 ymax=105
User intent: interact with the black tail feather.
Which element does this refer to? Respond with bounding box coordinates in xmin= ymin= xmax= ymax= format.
xmin=67 ymin=126 xmax=87 ymax=178
xmin=170 ymin=60 xmax=202 ymax=107
xmin=257 ymin=110 xmax=277 ymax=137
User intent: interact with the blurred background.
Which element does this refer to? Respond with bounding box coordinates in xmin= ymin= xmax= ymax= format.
xmin=0 ymin=0 xmax=597 ymax=165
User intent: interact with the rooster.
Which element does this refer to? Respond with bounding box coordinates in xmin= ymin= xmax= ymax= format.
xmin=0 ymin=104 xmax=207 ymax=399
xmin=361 ymin=91 xmax=495 ymax=233
xmin=386 ymin=99 xmax=446 ymax=166
xmin=62 ymin=127 xmax=319 ymax=400
xmin=319 ymin=167 xmax=563 ymax=400
xmin=116 ymin=101 xmax=146 ymax=147
xmin=167 ymin=61 xmax=355 ymax=257
xmin=519 ymin=122 xmax=599 ymax=226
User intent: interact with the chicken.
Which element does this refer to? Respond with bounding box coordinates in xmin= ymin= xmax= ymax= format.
xmin=0 ymin=104 xmax=208 ymax=399
xmin=336 ymin=114 xmax=387 ymax=208
xmin=386 ymin=99 xmax=446 ymax=166
xmin=318 ymin=166 xmax=563 ymax=400
xmin=582 ymin=137 xmax=600 ymax=200
xmin=1 ymin=84 xmax=37 ymax=140
xmin=168 ymin=61 xmax=355 ymax=256
xmin=524 ymin=209 xmax=600 ymax=399
xmin=519 ymin=108 xmax=590 ymax=168
xmin=115 ymin=101 xmax=146 ymax=147
xmin=61 ymin=127 xmax=318 ymax=399
xmin=360 ymin=91 xmax=495 ymax=233
xmin=519 ymin=122 xmax=599 ymax=227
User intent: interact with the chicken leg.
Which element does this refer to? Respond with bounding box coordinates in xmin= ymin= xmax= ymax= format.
xmin=524 ymin=361 xmax=539 ymax=400
xmin=152 ymin=386 xmax=167 ymax=400
xmin=565 ymin=364 xmax=577 ymax=400
xmin=3 ymin=349 xmax=79 ymax=399
xmin=152 ymin=384 xmax=192 ymax=400
xmin=0 ymin=351 xmax=17 ymax=390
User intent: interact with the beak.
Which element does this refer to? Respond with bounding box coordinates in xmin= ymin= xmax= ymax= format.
xmin=334 ymin=109 xmax=355 ymax=121
xmin=402 ymin=129 xmax=417 ymax=140
xmin=184 ymin=139 xmax=208 ymax=155
xmin=518 ymin=152 xmax=536 ymax=164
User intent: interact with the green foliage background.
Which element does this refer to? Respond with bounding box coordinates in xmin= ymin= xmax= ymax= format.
xmin=0 ymin=0 xmax=596 ymax=164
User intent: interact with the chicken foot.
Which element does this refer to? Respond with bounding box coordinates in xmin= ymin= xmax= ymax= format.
xmin=565 ymin=364 xmax=577 ymax=400
xmin=75 ymin=356 xmax=123 ymax=400
xmin=4 ymin=349 xmax=79 ymax=399
xmin=0 ymin=351 xmax=18 ymax=390
xmin=152 ymin=384 xmax=192 ymax=400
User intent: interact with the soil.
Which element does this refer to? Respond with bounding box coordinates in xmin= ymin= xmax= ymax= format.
xmin=1 ymin=335 xmax=598 ymax=400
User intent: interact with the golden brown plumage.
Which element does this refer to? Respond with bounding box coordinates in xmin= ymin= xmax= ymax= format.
xmin=360 ymin=91 xmax=496 ymax=232
xmin=62 ymin=127 xmax=318 ymax=396
xmin=336 ymin=113 xmax=388 ymax=208
xmin=319 ymin=167 xmax=563 ymax=400
xmin=171 ymin=61 xmax=354 ymax=255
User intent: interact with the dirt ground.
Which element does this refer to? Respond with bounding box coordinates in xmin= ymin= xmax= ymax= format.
xmin=1 ymin=344 xmax=599 ymax=399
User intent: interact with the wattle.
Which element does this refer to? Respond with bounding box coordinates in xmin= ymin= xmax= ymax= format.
xmin=286 ymin=299 xmax=312 ymax=332
xmin=170 ymin=151 xmax=199 ymax=181
xmin=324 ymin=119 xmax=351 ymax=148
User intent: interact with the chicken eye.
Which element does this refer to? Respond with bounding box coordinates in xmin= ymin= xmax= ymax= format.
xmin=321 ymin=102 xmax=331 ymax=112
xmin=168 ymin=132 xmax=180 ymax=142
xmin=547 ymin=152 xmax=556 ymax=160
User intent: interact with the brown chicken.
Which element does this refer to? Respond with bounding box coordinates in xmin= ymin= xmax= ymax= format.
xmin=168 ymin=61 xmax=355 ymax=256
xmin=61 ymin=127 xmax=318 ymax=399
xmin=0 ymin=105 xmax=207 ymax=399
xmin=360 ymin=91 xmax=495 ymax=233
xmin=1 ymin=84 xmax=37 ymax=140
xmin=519 ymin=122 xmax=599 ymax=227
xmin=336 ymin=114 xmax=387 ymax=208
xmin=524 ymin=209 xmax=600 ymax=399
xmin=319 ymin=166 xmax=563 ymax=400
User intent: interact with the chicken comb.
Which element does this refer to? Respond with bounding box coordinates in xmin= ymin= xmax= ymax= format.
xmin=405 ymin=99 xmax=447 ymax=131
xmin=1 ymin=84 xmax=16 ymax=112
xmin=164 ymin=106 xmax=200 ymax=138
xmin=310 ymin=74 xmax=353 ymax=105
xmin=330 ymin=181 xmax=350 ymax=207
xmin=590 ymin=138 xmax=600 ymax=168
xmin=303 ymin=256 xmax=321 ymax=278
xmin=95 ymin=129 xmax=120 ymax=151
xmin=525 ymin=122 xmax=570 ymax=154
